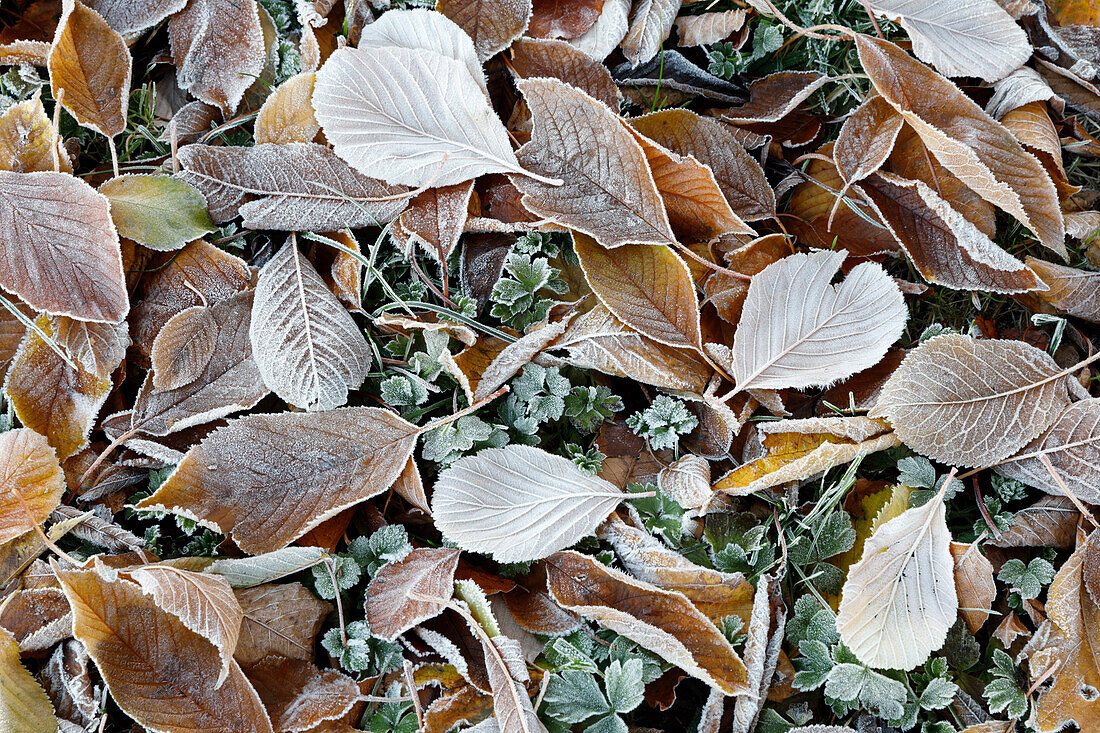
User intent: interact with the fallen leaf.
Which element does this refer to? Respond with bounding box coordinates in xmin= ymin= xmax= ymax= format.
xmin=149 ymin=305 xmax=217 ymax=391
xmin=56 ymin=562 xmax=274 ymax=733
xmin=42 ymin=639 xmax=98 ymax=730
xmin=99 ymin=174 xmax=215 ymax=251
xmin=856 ymin=35 xmax=1065 ymax=257
xmin=512 ymin=77 xmax=675 ymax=248
xmin=437 ymin=0 xmax=532 ymax=60
xmin=1026 ymin=256 xmax=1100 ymax=322
xmin=719 ymin=71 xmax=829 ymax=124
xmin=0 ymin=625 xmax=55 ymax=733
xmin=366 ymin=548 xmax=462 ymax=640
xmin=528 ymin=0 xmax=603 ymax=39
xmin=250 ymin=239 xmax=370 ymax=411
xmin=1001 ymin=101 xmax=1077 ymax=199
xmin=728 ymin=249 xmax=906 ymax=392
xmin=837 ymin=483 xmax=957 ymax=670
xmin=0 ymin=95 xmax=71 ymax=173
xmin=990 ymin=495 xmax=1079 ymax=550
xmin=0 ymin=170 xmax=128 ymax=323
xmin=48 ymin=0 xmax=131 ymax=137
xmin=432 ymin=444 xmax=625 ymax=562
xmin=481 ymin=631 xmax=546 ymax=733
xmin=169 ymin=0 xmax=266 ymax=114
xmin=569 ymin=0 xmax=629 ymax=60
xmin=208 ymin=548 xmax=327 ymax=589
xmin=621 ymin=0 xmax=684 ymax=66
xmin=0 ymin=429 xmax=63 ymax=546
xmin=865 ymin=0 xmax=1030 ymax=82
xmin=834 ymin=96 xmax=904 ymax=186
xmin=7 ymin=315 xmax=112 ymax=459
xmin=871 ymin=333 xmax=1072 ymax=466
xmin=136 ymin=408 xmax=419 ymax=553
xmin=472 ymin=318 xmax=572 ymax=401
xmin=87 ymin=0 xmax=186 ymax=37
xmin=732 ymin=573 xmax=786 ymax=732
xmin=394 ymin=182 xmax=475 ymax=263
xmin=313 ymin=44 xmax=525 ymax=187
xmin=48 ymin=315 xmax=127 ymax=379
xmin=509 ymin=36 xmax=621 ymax=108
xmin=995 ymin=398 xmax=1100 ymax=504
xmin=177 ymin=143 xmax=409 ymax=230
xmin=246 ymin=657 xmax=359 ymax=733
xmin=657 ymin=455 xmax=712 ymax=511
xmin=949 ymin=541 xmax=996 ymax=634
xmin=546 ymin=549 xmax=750 ymax=694
xmin=234 ymin=582 xmax=331 ymax=665
xmin=574 ymin=233 xmax=702 ymax=351
xmin=356 ymin=8 xmax=486 ymax=93
xmin=254 ymin=72 xmax=319 ymax=145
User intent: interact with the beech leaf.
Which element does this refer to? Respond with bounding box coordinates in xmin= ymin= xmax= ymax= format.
xmin=871 ymin=333 xmax=1072 ymax=467
xmin=431 ymin=444 xmax=625 ymax=562
xmin=837 ymin=483 xmax=957 ymax=670
xmin=729 ymin=249 xmax=907 ymax=392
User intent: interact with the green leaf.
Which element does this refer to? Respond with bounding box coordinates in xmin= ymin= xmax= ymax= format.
xmin=544 ymin=671 xmax=611 ymax=723
xmin=584 ymin=715 xmax=627 ymax=733
xmin=793 ymin=640 xmax=834 ymax=691
xmin=603 ymin=659 xmax=645 ymax=714
xmin=815 ymin=512 xmax=856 ymax=559
xmin=786 ymin=596 xmax=839 ymax=647
xmin=824 ymin=663 xmax=907 ymax=720
xmin=918 ymin=676 xmax=958 ymax=710
xmin=100 ymin=174 xmax=215 ymax=251
xmin=997 ymin=558 xmax=1055 ymax=599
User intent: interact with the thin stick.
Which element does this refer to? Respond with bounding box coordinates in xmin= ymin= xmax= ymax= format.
xmin=403 ymin=659 xmax=425 ymax=731
xmin=107 ymin=137 xmax=120 ymax=178
xmin=1038 ymin=453 xmax=1100 ymax=530
xmin=325 ymin=557 xmax=349 ymax=644
xmin=672 ymin=241 xmax=752 ymax=281
xmin=51 ymin=88 xmax=63 ymax=173
xmin=76 ymin=424 xmax=140 ymax=489
xmin=415 ymin=386 xmax=509 ymax=436
xmin=859 ymin=0 xmax=885 ymax=38
xmin=169 ymin=117 xmax=179 ymax=174
xmin=973 ymin=477 xmax=1002 ymax=540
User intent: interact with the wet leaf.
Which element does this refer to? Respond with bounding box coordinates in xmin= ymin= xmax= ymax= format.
xmin=0 ymin=428 xmax=63 ymax=545
xmin=99 ymin=174 xmax=215 ymax=251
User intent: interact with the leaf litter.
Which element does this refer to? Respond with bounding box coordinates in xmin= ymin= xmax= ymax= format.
xmin=5 ymin=2 xmax=1100 ymax=733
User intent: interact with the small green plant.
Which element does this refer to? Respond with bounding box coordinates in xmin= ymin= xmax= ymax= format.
xmin=626 ymin=395 xmax=697 ymax=452
xmin=489 ymin=252 xmax=568 ymax=330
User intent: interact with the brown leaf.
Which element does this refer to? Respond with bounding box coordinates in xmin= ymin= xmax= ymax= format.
xmin=601 ymin=515 xmax=754 ymax=624
xmin=0 ymin=171 xmax=128 ymax=322
xmin=131 ymin=290 xmax=267 ymax=437
xmin=555 ymin=304 xmax=712 ymax=393
xmin=834 ymin=96 xmax=904 ymax=186
xmin=574 ymin=233 xmax=701 ymax=351
xmin=7 ymin=315 xmax=112 ymax=459
xmin=703 ymin=234 xmax=789 ymax=325
xmin=949 ymin=541 xmax=996 ymax=634
xmin=437 ymin=0 xmax=532 ymax=60
xmin=596 ymin=419 xmax=667 ymax=489
xmin=123 ymin=564 xmax=243 ymax=687
xmin=393 ymin=182 xmax=475 ymax=264
xmin=629 ymin=109 xmax=775 ymax=222
xmin=675 ymin=10 xmax=746 ymax=46
xmin=0 ymin=429 xmax=61 ymax=546
xmin=995 ymin=398 xmax=1100 ymax=504
xmin=856 ymin=35 xmax=1066 ymax=257
xmin=509 ymin=37 xmax=620 ymax=108
xmin=235 ymin=583 xmax=332 ymax=666
xmin=0 ymin=586 xmax=72 ymax=652
xmin=246 ymin=657 xmax=359 ymax=733
xmin=136 ymin=407 xmax=419 ymax=553
xmin=472 ymin=318 xmax=572 ymax=401
xmin=254 ymin=72 xmax=320 ymax=145
xmin=49 ymin=315 xmax=127 ymax=379
xmin=528 ymin=0 xmax=603 ymax=39
xmin=545 ymin=549 xmax=749 ymax=694
xmin=87 ymin=0 xmax=186 ymax=37
xmin=1001 ymin=101 xmax=1078 ymax=200
xmin=48 ymin=0 xmax=131 ymax=137
xmin=150 ymin=305 xmax=217 ymax=391
xmin=991 ymin=495 xmax=1080 ymax=550
xmin=0 ymin=95 xmax=71 ymax=173
xmin=169 ymin=0 xmax=267 ymax=114
xmin=130 ymin=239 xmax=251 ymax=355
xmin=366 ymin=548 xmax=461 ymax=640
xmin=719 ymin=71 xmax=829 ymax=124
xmin=657 ymin=455 xmax=712 ymax=512
xmin=42 ymin=639 xmax=98 ymax=730
xmin=859 ymin=172 xmax=1044 ymax=292
xmin=512 ymin=77 xmax=675 ymax=248
xmin=1026 ymin=256 xmax=1100 ymax=322
xmin=56 ymin=562 xmax=274 ymax=733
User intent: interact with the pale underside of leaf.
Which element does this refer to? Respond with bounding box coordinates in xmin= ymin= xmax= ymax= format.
xmin=995 ymin=399 xmax=1100 ymax=504
xmin=1026 ymin=256 xmax=1100 ymax=322
xmin=621 ymin=0 xmax=685 ymax=66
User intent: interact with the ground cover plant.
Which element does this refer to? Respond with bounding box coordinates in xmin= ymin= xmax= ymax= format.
xmin=2 ymin=0 xmax=1100 ymax=732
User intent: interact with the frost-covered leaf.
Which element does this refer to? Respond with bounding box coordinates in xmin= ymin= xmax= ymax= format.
xmin=0 ymin=626 xmax=55 ymax=733
xmin=250 ymin=240 xmax=370 ymax=411
xmin=996 ymin=399 xmax=1100 ymax=504
xmin=0 ymin=171 xmax=128 ymax=323
xmin=512 ymin=77 xmax=675 ymax=248
xmin=99 ymin=174 xmax=215 ymax=251
xmin=254 ymin=72 xmax=319 ymax=145
xmin=729 ymin=249 xmax=906 ymax=392
xmin=865 ymin=0 xmax=1030 ymax=82
xmin=1026 ymin=257 xmax=1100 ymax=322
xmin=393 ymin=182 xmax=474 ymax=263
xmin=177 ymin=143 xmax=409 ymax=230
xmin=431 ymin=444 xmax=625 ymax=562
xmin=356 ymin=8 xmax=486 ymax=92
xmin=949 ymin=541 xmax=995 ymax=634
xmin=0 ymin=429 xmax=63 ymax=545
xmin=207 ymin=549 xmax=327 ymax=589
xmin=569 ymin=0 xmax=630 ymax=60
xmin=437 ymin=0 xmax=532 ymax=60
xmin=990 ymin=495 xmax=1078 ymax=550
xmin=0 ymin=96 xmax=71 ymax=174
xmin=621 ymin=0 xmax=684 ymax=66
xmin=169 ymin=0 xmax=266 ymax=114
xmin=871 ymin=333 xmax=1071 ymax=467
xmin=149 ymin=306 xmax=216 ymax=391
xmin=136 ymin=408 xmax=419 ymax=553
xmin=48 ymin=315 xmax=127 ymax=379
xmin=509 ymin=37 xmax=621 ymax=108
xmin=48 ymin=0 xmax=131 ymax=137
xmin=233 ymin=582 xmax=331 ymax=665
xmin=313 ymin=44 xmax=525 ymax=187
xmin=87 ymin=0 xmax=186 ymax=37
xmin=365 ymin=548 xmax=461 ymax=640
xmin=837 ymin=483 xmax=956 ymax=670
xmin=245 ymin=657 xmax=359 ymax=733
xmin=834 ymin=96 xmax=904 ymax=186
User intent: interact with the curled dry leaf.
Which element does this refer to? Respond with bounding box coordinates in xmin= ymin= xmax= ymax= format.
xmin=312 ymin=44 xmax=524 ymax=188
xmin=432 ymin=444 xmax=625 ymax=562
xmin=0 ymin=429 xmax=63 ymax=545
xmin=7 ymin=315 xmax=112 ymax=459
xmin=472 ymin=317 xmax=572 ymax=401
xmin=1026 ymin=256 xmax=1100 ymax=322
xmin=546 ymin=549 xmax=750 ymax=694
xmin=150 ymin=306 xmax=217 ymax=391
xmin=0 ymin=625 xmax=55 ymax=733
xmin=99 ymin=174 xmax=215 ymax=251
xmin=366 ymin=547 xmax=462 ymax=640
xmin=437 ymin=0 xmax=532 ymax=61
xmin=728 ymin=249 xmax=907 ymax=393
xmin=250 ymin=240 xmax=370 ymax=412
xmin=48 ymin=0 xmax=131 ymax=137
xmin=733 ymin=573 xmax=786 ymax=733
xmin=995 ymin=398 xmax=1100 ymax=504
xmin=254 ymin=72 xmax=319 ymax=145
xmin=169 ymin=0 xmax=266 ymax=115
xmin=719 ymin=71 xmax=829 ymax=124
xmin=856 ymin=35 xmax=1066 ymax=257
xmin=574 ymin=233 xmax=702 ymax=351
xmin=48 ymin=316 xmax=128 ymax=379
xmin=865 ymin=0 xmax=1030 ymax=82
xmin=949 ymin=541 xmax=996 ymax=634
xmin=837 ymin=484 xmax=957 ymax=670
xmin=0 ymin=171 xmax=128 ymax=323
xmin=136 ymin=407 xmax=419 ymax=553
xmin=513 ymin=77 xmax=675 ymax=248
xmin=871 ymin=333 xmax=1072 ymax=467
xmin=177 ymin=143 xmax=409 ymax=231
xmin=56 ymin=563 xmax=274 ymax=733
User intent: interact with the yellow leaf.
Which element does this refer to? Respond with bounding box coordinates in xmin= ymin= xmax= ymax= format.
xmin=0 ymin=625 xmax=56 ymax=733
xmin=0 ymin=428 xmax=64 ymax=545
xmin=254 ymin=72 xmax=319 ymax=144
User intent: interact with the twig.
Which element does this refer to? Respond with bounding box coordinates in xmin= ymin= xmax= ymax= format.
xmin=403 ymin=659 xmax=425 ymax=731
xmin=1038 ymin=453 xmax=1100 ymax=530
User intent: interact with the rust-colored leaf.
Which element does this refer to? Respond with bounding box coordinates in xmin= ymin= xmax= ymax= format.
xmin=366 ymin=548 xmax=462 ymax=640
xmin=246 ymin=657 xmax=359 ymax=733
xmin=949 ymin=541 xmax=996 ymax=634
xmin=169 ymin=0 xmax=266 ymax=114
xmin=234 ymin=583 xmax=332 ymax=666
xmin=437 ymin=0 xmax=532 ymax=60
xmin=254 ymin=72 xmax=319 ymax=145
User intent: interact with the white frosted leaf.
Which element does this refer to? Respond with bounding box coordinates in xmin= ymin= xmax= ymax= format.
xmin=836 ymin=486 xmax=957 ymax=670
xmin=312 ymin=45 xmax=525 ymax=188
xmin=621 ymin=0 xmax=684 ymax=66
xmin=207 ymin=547 xmax=327 ymax=588
xmin=731 ymin=249 xmax=907 ymax=392
xmin=996 ymin=399 xmax=1100 ymax=504
xmin=569 ymin=0 xmax=630 ymax=61
xmin=356 ymin=8 xmax=486 ymax=92
xmin=250 ymin=241 xmax=370 ymax=412
xmin=87 ymin=0 xmax=186 ymax=36
xmin=871 ymin=333 xmax=1071 ymax=467
xmin=431 ymin=444 xmax=625 ymax=562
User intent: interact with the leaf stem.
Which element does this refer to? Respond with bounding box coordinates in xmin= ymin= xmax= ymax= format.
xmin=414 ymin=386 xmax=509 ymax=436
